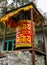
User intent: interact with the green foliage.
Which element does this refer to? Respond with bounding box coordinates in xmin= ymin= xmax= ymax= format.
xmin=0 ymin=22 xmax=4 ymax=28
xmin=0 ymin=27 xmax=3 ymax=35
xmin=17 ymin=0 xmax=30 ymax=5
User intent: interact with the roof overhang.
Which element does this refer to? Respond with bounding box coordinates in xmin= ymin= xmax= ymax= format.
xmin=1 ymin=2 xmax=44 ymax=29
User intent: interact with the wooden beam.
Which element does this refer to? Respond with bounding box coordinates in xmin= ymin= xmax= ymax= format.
xmin=41 ymin=19 xmax=47 ymax=65
xmin=31 ymin=8 xmax=35 ymax=65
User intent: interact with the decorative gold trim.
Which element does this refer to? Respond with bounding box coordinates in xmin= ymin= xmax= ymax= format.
xmin=1 ymin=5 xmax=33 ymax=23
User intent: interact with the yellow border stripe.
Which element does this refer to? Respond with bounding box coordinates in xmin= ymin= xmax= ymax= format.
xmin=16 ymin=44 xmax=32 ymax=48
xmin=1 ymin=5 xmax=33 ymax=23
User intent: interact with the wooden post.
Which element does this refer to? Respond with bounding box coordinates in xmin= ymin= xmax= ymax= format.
xmin=41 ymin=19 xmax=46 ymax=52
xmin=3 ymin=22 xmax=7 ymax=50
xmin=41 ymin=19 xmax=47 ymax=65
xmin=31 ymin=9 xmax=35 ymax=65
xmin=3 ymin=0 xmax=7 ymax=50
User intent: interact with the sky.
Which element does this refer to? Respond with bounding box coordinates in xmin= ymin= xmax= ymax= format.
xmin=7 ymin=0 xmax=47 ymax=13
xmin=37 ymin=0 xmax=47 ymax=13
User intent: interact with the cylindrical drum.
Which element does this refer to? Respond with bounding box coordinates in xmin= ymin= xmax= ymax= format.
xmin=16 ymin=20 xmax=36 ymax=48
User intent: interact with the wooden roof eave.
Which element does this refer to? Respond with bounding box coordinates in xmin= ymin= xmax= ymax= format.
xmin=5 ymin=2 xmax=44 ymax=20
xmin=0 ymin=2 xmax=44 ymax=28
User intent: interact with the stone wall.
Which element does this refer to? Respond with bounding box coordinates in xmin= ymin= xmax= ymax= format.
xmin=0 ymin=51 xmax=45 ymax=65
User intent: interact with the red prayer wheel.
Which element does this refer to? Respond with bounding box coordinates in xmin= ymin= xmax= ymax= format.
xmin=16 ymin=20 xmax=36 ymax=48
